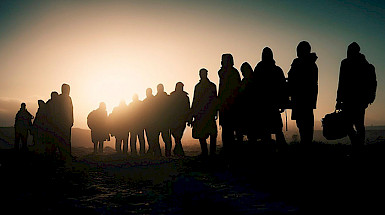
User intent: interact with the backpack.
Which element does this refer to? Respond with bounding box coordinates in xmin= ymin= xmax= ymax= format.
xmin=87 ymin=110 xmax=96 ymax=130
xmin=367 ymin=63 xmax=377 ymax=104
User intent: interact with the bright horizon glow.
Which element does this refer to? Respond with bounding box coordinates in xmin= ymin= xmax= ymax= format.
xmin=1 ymin=0 xmax=384 ymax=134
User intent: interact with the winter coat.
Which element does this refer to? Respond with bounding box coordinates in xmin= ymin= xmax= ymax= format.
xmin=288 ymin=53 xmax=318 ymax=111
xmin=191 ymin=79 xmax=218 ymax=139
xmin=337 ymin=53 xmax=376 ymax=109
xmin=218 ymin=66 xmax=241 ymax=126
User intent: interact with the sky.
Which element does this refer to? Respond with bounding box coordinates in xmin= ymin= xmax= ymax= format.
xmin=0 ymin=0 xmax=384 ymax=132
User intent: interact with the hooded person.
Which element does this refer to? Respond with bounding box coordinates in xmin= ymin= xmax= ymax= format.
xmin=88 ymin=102 xmax=110 ymax=154
xmin=218 ymin=54 xmax=242 ymax=155
xmin=288 ymin=41 xmax=318 ymax=145
xmin=336 ymin=42 xmax=376 ymax=153
xmin=46 ymin=91 xmax=59 ymax=156
xmin=32 ymin=100 xmax=48 ymax=153
xmin=169 ymin=82 xmax=190 ymax=156
xmin=254 ymin=47 xmax=288 ymax=147
xmin=238 ymin=62 xmax=259 ymax=140
xmin=14 ymin=103 xmax=33 ymax=151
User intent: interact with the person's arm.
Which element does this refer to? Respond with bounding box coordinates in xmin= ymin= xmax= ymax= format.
xmin=336 ymin=61 xmax=345 ymax=109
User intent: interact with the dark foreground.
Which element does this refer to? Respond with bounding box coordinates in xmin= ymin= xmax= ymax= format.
xmin=1 ymin=142 xmax=385 ymax=214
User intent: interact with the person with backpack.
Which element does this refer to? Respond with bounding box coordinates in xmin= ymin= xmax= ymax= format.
xmin=88 ymin=102 xmax=110 ymax=154
xmin=336 ymin=42 xmax=377 ymax=153
xmin=109 ymin=101 xmax=129 ymax=153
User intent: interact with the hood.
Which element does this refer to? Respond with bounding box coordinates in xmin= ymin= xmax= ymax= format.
xmin=348 ymin=52 xmax=367 ymax=63
xmin=293 ymin=52 xmax=318 ymax=65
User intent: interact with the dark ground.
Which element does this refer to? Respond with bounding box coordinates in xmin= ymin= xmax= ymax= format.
xmin=1 ymin=141 xmax=385 ymax=214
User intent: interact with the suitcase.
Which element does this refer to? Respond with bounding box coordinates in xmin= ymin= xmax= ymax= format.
xmin=322 ymin=110 xmax=348 ymax=140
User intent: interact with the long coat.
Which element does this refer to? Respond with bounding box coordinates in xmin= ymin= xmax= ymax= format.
xmin=191 ymin=79 xmax=218 ymax=139
xmin=288 ymin=53 xmax=318 ymax=119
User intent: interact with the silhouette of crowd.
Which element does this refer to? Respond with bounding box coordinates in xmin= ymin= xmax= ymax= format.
xmin=14 ymin=84 xmax=74 ymax=163
xmin=14 ymin=42 xmax=377 ymax=160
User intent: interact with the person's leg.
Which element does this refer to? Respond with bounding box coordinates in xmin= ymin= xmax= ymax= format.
xmin=199 ymin=138 xmax=208 ymax=157
xmin=153 ymin=131 xmax=162 ymax=157
xmin=352 ymin=108 xmax=366 ymax=155
xmin=115 ymin=137 xmax=122 ymax=153
xmin=297 ymin=109 xmax=314 ymax=145
xmin=14 ymin=131 xmax=21 ymax=150
xmin=93 ymin=140 xmax=98 ymax=154
xmin=162 ymin=129 xmax=172 ymax=157
xmin=138 ymin=129 xmax=146 ymax=156
xmin=172 ymin=127 xmax=185 ymax=156
xmin=123 ymin=137 xmax=129 ymax=154
xmin=209 ymin=134 xmax=217 ymax=156
xmin=221 ymin=125 xmax=233 ymax=156
xmin=99 ymin=141 xmax=104 ymax=153
xmin=275 ymin=131 xmax=287 ymax=152
xmin=130 ymin=133 xmax=138 ymax=156
xmin=21 ymin=133 xmax=28 ymax=151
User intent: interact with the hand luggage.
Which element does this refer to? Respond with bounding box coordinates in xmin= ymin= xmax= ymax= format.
xmin=322 ymin=110 xmax=348 ymax=140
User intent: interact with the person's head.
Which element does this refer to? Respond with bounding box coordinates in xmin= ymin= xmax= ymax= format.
xmin=157 ymin=84 xmax=164 ymax=93
xmin=221 ymin=53 xmax=234 ymax=67
xmin=146 ymin=88 xmax=153 ymax=98
xmin=51 ymin=91 xmax=59 ymax=100
xmin=20 ymin=103 xmax=26 ymax=110
xmin=132 ymin=94 xmax=139 ymax=102
xmin=262 ymin=47 xmax=274 ymax=62
xmin=38 ymin=100 xmax=45 ymax=107
xmin=99 ymin=102 xmax=106 ymax=110
xmin=240 ymin=62 xmax=253 ymax=78
xmin=347 ymin=42 xmax=360 ymax=58
xmin=199 ymin=68 xmax=208 ymax=80
xmin=175 ymin=82 xmax=184 ymax=92
xmin=296 ymin=41 xmax=311 ymax=58
xmin=119 ymin=100 xmax=126 ymax=106
xmin=61 ymin=83 xmax=70 ymax=96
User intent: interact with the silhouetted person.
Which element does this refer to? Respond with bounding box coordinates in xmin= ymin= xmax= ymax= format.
xmin=109 ymin=101 xmax=129 ymax=153
xmin=88 ymin=102 xmax=110 ymax=154
xmin=32 ymin=100 xmax=48 ymax=153
xmin=128 ymin=94 xmax=146 ymax=156
xmin=56 ymin=83 xmax=74 ymax=163
xmin=254 ymin=47 xmax=288 ymax=147
xmin=238 ymin=62 xmax=259 ymax=141
xmin=336 ymin=42 xmax=376 ymax=154
xmin=46 ymin=91 xmax=59 ymax=156
xmin=288 ymin=41 xmax=318 ymax=145
xmin=143 ymin=88 xmax=159 ymax=156
xmin=218 ymin=54 xmax=241 ymax=154
xmin=190 ymin=68 xmax=218 ymax=157
xmin=154 ymin=84 xmax=172 ymax=157
xmin=14 ymin=103 xmax=33 ymax=151
xmin=170 ymin=82 xmax=190 ymax=156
